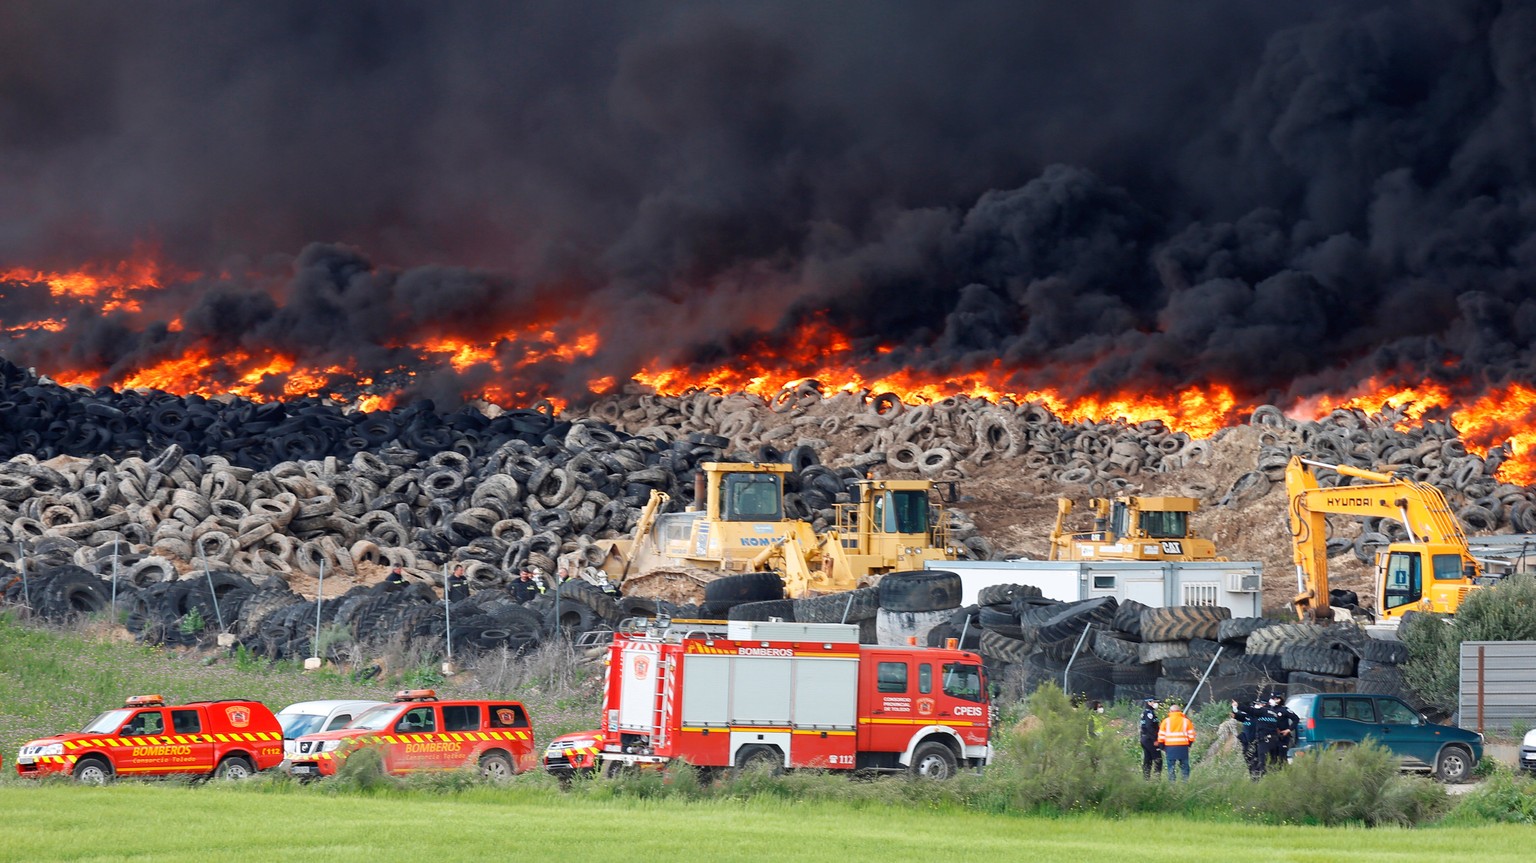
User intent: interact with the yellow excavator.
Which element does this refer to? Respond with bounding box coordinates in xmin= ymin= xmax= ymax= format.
xmin=598 ymin=462 xmax=959 ymax=598
xmin=1286 ymin=456 xmax=1486 ymax=623
xmin=1048 ymin=494 xmax=1224 ymax=561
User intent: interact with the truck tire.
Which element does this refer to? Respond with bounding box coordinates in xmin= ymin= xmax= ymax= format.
xmin=909 ymin=741 xmax=958 ymax=780
xmin=73 ymin=756 xmax=114 ymax=785
xmin=1035 ymin=597 xmax=1116 ymax=642
xmin=478 ymin=751 xmax=515 ymax=783
xmin=704 ymin=572 xmax=785 ymax=604
xmin=793 ymin=587 xmax=878 ymax=623
xmin=979 ymin=629 xmax=1034 ymax=665
xmin=1435 ymin=745 xmax=1475 ymax=784
xmin=1139 ymin=605 xmax=1230 ymax=642
xmin=1281 ymin=645 xmax=1356 ymax=677
xmin=976 ymin=604 xmax=1021 ymax=637
xmin=1090 ymin=633 xmax=1141 ymax=665
xmin=977 ymin=583 xmax=1042 ymax=606
xmin=1287 ymin=671 xmax=1356 ymax=694
xmin=1153 ymin=677 xmax=1197 ymax=704
xmin=1216 ymin=617 xmax=1279 ymax=644
xmin=1111 ymin=599 xmax=1148 ymax=638
xmin=1353 ymin=638 xmax=1409 ymax=665
xmin=214 ymin=755 xmax=255 ymax=780
xmin=1159 ymin=656 xmax=1213 ymax=681
xmin=1244 ymin=623 xmax=1330 ymax=656
xmin=877 ymin=570 xmax=961 ymax=612
xmin=733 ymin=745 xmax=783 ymax=776
xmin=1137 ymin=640 xmax=1191 ymax=663
xmin=728 ymin=600 xmax=796 ymax=622
xmin=876 ymin=607 xmax=951 ymax=646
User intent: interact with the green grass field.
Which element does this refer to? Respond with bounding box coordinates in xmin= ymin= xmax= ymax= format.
xmin=0 ymin=783 xmax=1529 ymax=863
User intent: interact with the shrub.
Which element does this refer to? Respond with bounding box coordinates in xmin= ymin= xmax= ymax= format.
xmin=1402 ymin=573 xmax=1536 ymax=714
xmin=1443 ymin=772 xmax=1536 ymax=824
xmin=1240 ymin=742 xmax=1448 ymax=826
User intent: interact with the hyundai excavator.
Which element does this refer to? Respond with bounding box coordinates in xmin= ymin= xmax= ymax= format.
xmin=598 ymin=462 xmax=960 ymax=598
xmin=1286 ymin=455 xmax=1488 ymax=624
xmin=1048 ymin=494 xmax=1225 ymax=561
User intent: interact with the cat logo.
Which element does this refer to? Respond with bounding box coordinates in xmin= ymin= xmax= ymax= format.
xmin=225 ymin=706 xmax=251 ymax=728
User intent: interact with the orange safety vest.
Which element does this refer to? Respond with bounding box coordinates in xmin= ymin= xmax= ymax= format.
xmin=1157 ymin=711 xmax=1196 ymax=747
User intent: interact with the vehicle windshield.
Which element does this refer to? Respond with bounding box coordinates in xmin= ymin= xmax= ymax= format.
xmin=81 ymin=709 xmax=132 ymax=734
xmin=941 ymin=663 xmax=984 ymax=703
xmin=1138 ymin=510 xmax=1187 ymax=539
xmin=277 ymin=712 xmax=328 ymax=739
xmin=1285 ymin=697 xmax=1312 ymax=720
xmin=346 ymin=705 xmax=404 ymax=731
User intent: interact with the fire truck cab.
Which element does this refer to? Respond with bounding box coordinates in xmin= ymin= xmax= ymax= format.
xmin=288 ymin=689 xmax=535 ymax=781
xmin=592 ymin=619 xmax=991 ymax=779
xmin=15 ymin=694 xmax=283 ymax=783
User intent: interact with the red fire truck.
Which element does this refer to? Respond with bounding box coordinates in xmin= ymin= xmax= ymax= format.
xmin=581 ymin=619 xmax=991 ymax=778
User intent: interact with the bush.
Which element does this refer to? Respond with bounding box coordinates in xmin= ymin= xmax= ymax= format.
xmin=1402 ymin=573 xmax=1536 ymax=714
xmin=1240 ymin=742 xmax=1449 ymax=826
xmin=1443 ymin=772 xmax=1536 ymax=824
xmin=988 ymin=684 xmax=1155 ymax=814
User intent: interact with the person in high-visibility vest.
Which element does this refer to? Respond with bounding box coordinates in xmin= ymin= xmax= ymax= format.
xmin=1156 ymin=702 xmax=1196 ymax=781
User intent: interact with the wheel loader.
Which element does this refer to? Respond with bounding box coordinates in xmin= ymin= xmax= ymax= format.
xmin=596 ymin=462 xmax=960 ymax=598
xmin=1048 ymin=494 xmax=1225 ymax=562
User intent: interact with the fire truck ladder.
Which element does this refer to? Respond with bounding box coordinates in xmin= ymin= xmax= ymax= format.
xmin=652 ymin=655 xmax=673 ymax=751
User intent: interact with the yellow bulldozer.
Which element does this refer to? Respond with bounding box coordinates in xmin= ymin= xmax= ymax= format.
xmin=598 ymin=461 xmax=960 ymax=598
xmin=1047 ymin=494 xmax=1224 ymax=562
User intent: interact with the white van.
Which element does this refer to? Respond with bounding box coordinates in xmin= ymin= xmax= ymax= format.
xmin=275 ymin=700 xmax=388 ymax=762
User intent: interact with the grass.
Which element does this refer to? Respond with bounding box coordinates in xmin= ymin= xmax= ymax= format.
xmin=0 ymin=611 xmax=604 ymax=761
xmin=0 ymin=783 xmax=1531 ymax=863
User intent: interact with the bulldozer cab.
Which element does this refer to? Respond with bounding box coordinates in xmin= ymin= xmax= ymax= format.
xmin=870 ymin=488 xmax=929 ymax=535
xmin=721 ymin=471 xmax=783 ymax=521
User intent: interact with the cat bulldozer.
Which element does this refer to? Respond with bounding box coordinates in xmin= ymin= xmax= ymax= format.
xmin=597 ymin=462 xmax=960 ymax=598
xmin=1048 ymin=494 xmax=1224 ymax=562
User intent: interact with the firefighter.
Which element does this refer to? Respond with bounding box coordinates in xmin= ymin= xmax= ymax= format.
xmin=1138 ymin=699 xmax=1163 ymax=780
xmin=1156 ymin=702 xmax=1196 ymax=781
xmin=1268 ymin=694 xmax=1298 ymax=769
xmin=385 ymin=565 xmax=408 ymax=592
xmin=1231 ymin=698 xmax=1267 ymax=778
xmin=511 ymin=566 xmax=544 ymax=604
xmin=447 ymin=564 xmax=470 ymax=603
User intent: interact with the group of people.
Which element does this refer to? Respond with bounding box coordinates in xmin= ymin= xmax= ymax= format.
xmin=1134 ymin=693 xmax=1297 ymax=781
xmin=1232 ymin=693 xmax=1298 ymax=778
xmin=380 ymin=558 xmax=623 ymax=607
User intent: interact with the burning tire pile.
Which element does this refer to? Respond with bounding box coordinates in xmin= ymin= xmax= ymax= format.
xmin=0 ymin=353 xmax=1527 ymax=691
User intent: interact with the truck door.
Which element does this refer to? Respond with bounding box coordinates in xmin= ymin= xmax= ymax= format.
xmin=938 ymin=662 xmax=989 ymax=746
xmin=385 ymin=704 xmax=439 ymax=773
xmin=440 ymin=704 xmax=482 ymax=769
xmin=117 ymin=709 xmax=169 ymax=775
xmin=858 ymin=653 xmax=915 ymax=754
xmin=170 ymin=708 xmax=215 ymax=773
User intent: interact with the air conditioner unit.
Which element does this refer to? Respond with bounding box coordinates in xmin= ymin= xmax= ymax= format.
xmin=1227 ymin=572 xmax=1261 ymax=593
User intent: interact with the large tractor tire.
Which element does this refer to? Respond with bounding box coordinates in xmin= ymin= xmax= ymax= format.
xmin=877 ymin=570 xmax=962 ymax=613
xmin=1139 ymin=605 xmax=1230 ymax=642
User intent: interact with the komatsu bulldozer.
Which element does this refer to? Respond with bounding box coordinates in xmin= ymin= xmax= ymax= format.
xmin=598 ymin=462 xmax=960 ymax=598
xmin=1047 ymin=494 xmax=1224 ymax=562
xmin=1286 ymin=456 xmax=1491 ymax=624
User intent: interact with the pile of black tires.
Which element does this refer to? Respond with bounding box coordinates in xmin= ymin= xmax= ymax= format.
xmin=934 ymin=585 xmax=1418 ymax=708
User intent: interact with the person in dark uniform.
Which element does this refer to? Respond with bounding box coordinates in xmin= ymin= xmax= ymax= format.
xmin=1268 ymin=694 xmax=1299 ymax=769
xmin=1139 ymin=699 xmax=1163 ymax=779
xmin=510 ymin=566 xmax=543 ymax=604
xmin=447 ymin=564 xmax=470 ymax=603
xmin=1233 ymin=696 xmax=1283 ymax=778
xmin=1231 ymin=698 xmax=1269 ymax=778
xmin=385 ymin=565 xmax=408 ymax=592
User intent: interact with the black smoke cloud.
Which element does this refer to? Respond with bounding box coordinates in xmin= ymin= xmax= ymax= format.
xmin=3 ymin=0 xmax=1536 ymax=409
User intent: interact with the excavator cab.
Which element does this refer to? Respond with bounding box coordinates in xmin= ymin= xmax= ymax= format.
xmin=1377 ymin=544 xmax=1480 ymax=617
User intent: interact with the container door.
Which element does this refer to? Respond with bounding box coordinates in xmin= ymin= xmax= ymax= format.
xmin=617 ymin=645 xmax=661 ymax=733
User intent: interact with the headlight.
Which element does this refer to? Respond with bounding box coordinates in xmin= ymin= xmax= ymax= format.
xmin=321 ymin=740 xmax=343 ymax=752
xmin=20 ymin=743 xmax=64 ymax=757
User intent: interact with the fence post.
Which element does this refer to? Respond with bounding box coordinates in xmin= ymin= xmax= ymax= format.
xmin=314 ymin=558 xmax=326 ymax=652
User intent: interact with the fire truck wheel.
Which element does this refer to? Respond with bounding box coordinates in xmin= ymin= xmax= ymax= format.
xmin=478 ymin=751 xmax=515 ymax=783
xmin=733 ymin=745 xmax=784 ymax=776
xmin=73 ymin=757 xmax=114 ymax=785
xmin=909 ymin=742 xmax=957 ymax=780
xmin=214 ymin=755 xmax=255 ymax=780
